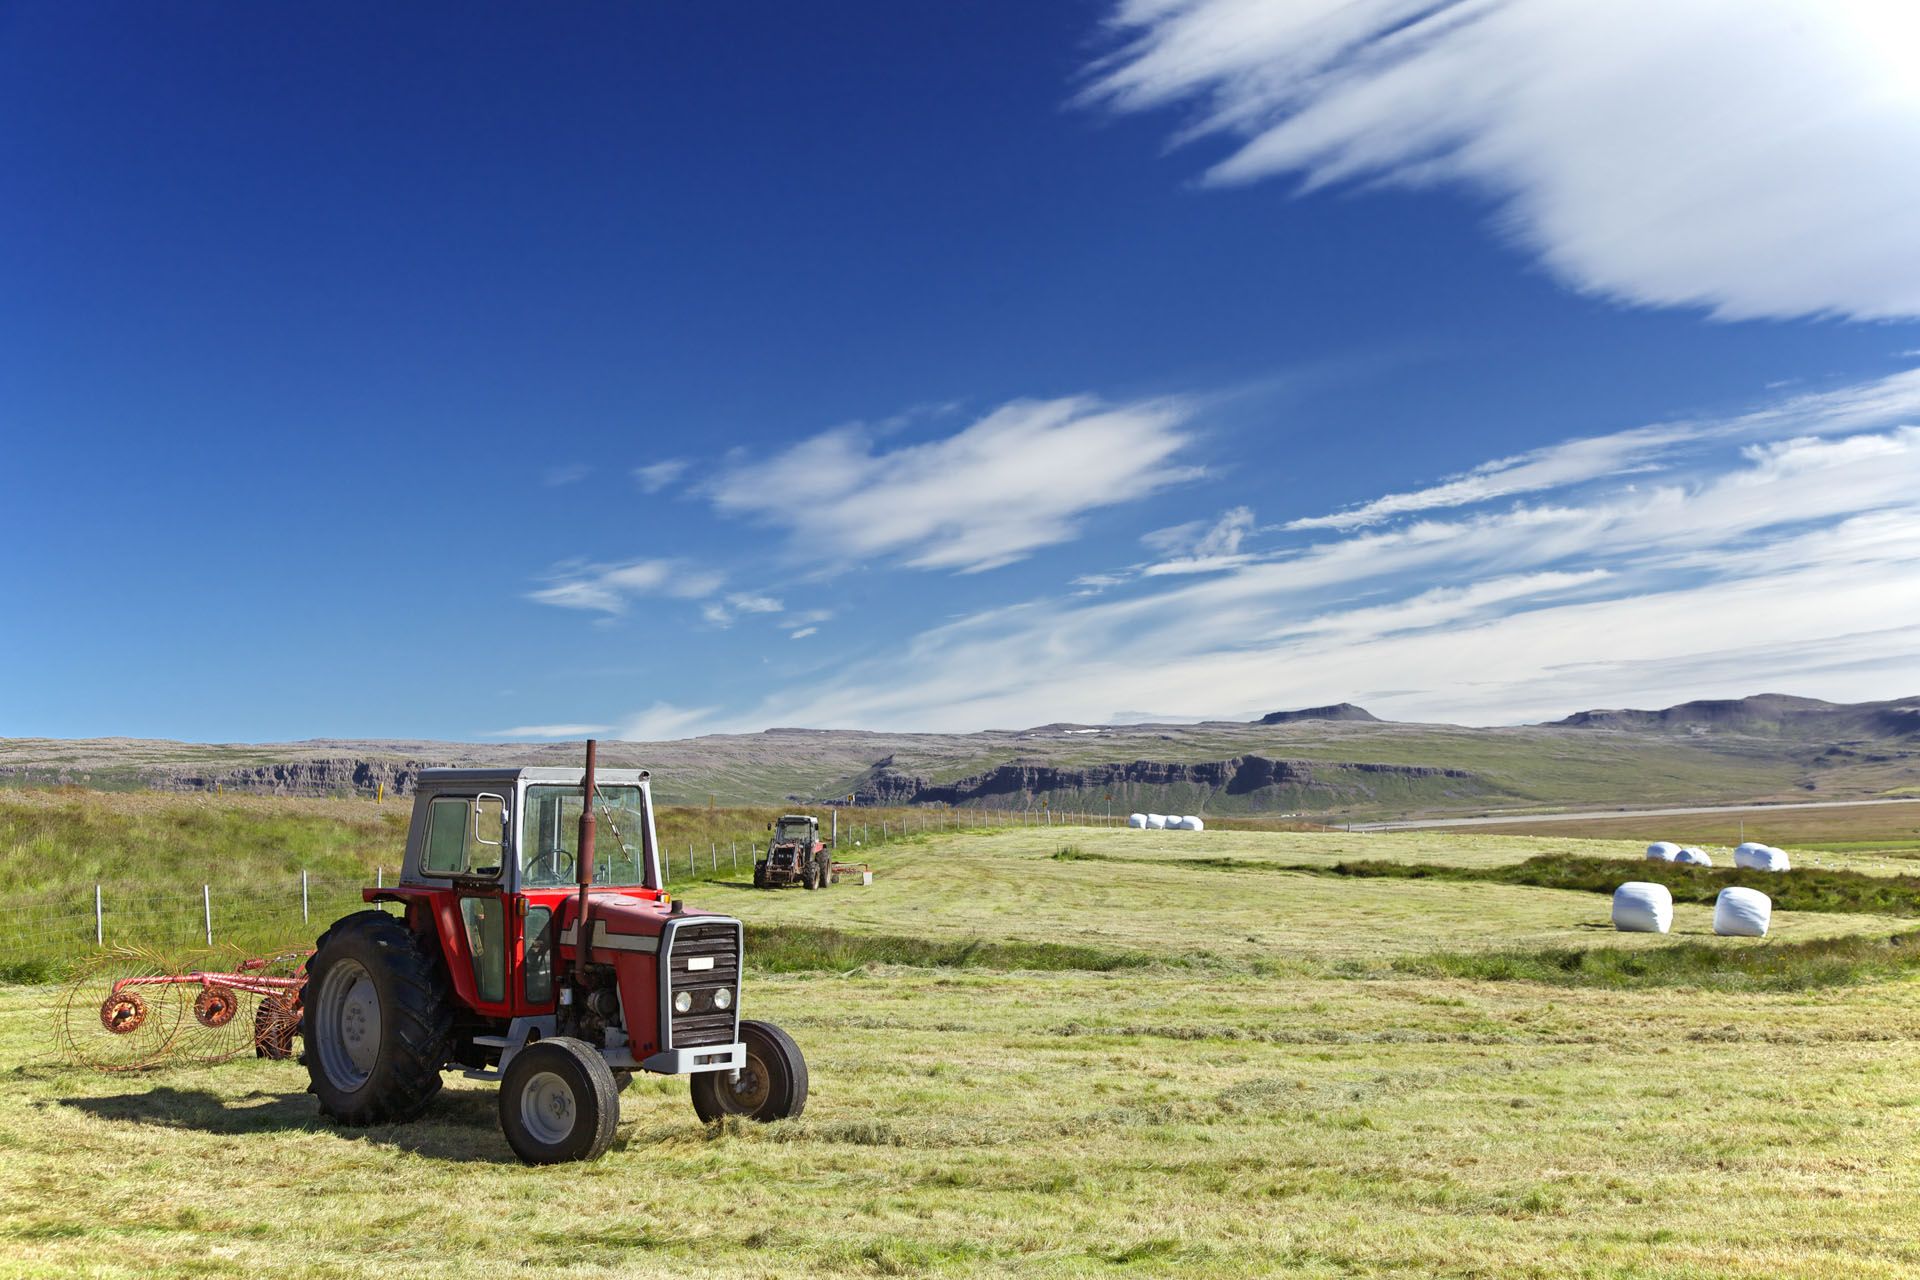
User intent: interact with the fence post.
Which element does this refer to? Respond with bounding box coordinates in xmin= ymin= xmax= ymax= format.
xmin=302 ymin=870 xmax=309 ymax=924
xmin=711 ymin=842 xmax=717 ymax=873
xmin=731 ymin=841 xmax=737 ymax=870
xmin=203 ymin=885 xmax=213 ymax=946
xmin=689 ymin=843 xmax=695 ymax=877
xmin=95 ymin=885 xmax=103 ymax=946
xmin=377 ymin=866 xmax=384 ymax=888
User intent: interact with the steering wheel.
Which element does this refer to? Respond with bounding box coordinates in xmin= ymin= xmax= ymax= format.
xmin=531 ymin=846 xmax=576 ymax=884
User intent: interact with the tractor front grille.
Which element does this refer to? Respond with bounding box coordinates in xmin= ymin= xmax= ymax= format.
xmin=663 ymin=919 xmax=741 ymax=1050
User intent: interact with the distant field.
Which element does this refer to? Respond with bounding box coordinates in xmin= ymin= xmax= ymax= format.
xmin=5 ymin=794 xmax=1920 ymax=1277
xmin=0 ymin=789 xmax=986 ymax=980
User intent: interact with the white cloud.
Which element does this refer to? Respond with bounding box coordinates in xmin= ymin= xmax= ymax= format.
xmin=1084 ymin=0 xmax=1920 ymax=320
xmin=528 ymin=559 xmax=724 ymax=615
xmin=706 ymin=395 xmax=1205 ymax=573
xmin=633 ymin=459 xmax=690 ymax=494
xmin=789 ymin=627 xmax=819 ymax=640
xmin=707 ymin=372 xmax=1920 ymax=730
xmin=618 ymin=702 xmax=720 ymax=742
xmin=487 ymin=723 xmax=613 ymax=739
xmin=543 ymin=463 xmax=589 ymax=487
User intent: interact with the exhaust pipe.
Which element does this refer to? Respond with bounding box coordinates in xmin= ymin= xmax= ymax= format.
xmin=573 ymin=739 xmax=597 ymax=991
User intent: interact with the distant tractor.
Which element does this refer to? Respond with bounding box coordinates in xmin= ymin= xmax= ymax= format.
xmin=301 ymin=742 xmax=807 ymax=1164
xmin=755 ymin=814 xmax=833 ymax=890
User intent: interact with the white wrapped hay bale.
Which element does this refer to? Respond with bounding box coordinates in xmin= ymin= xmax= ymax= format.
xmin=1612 ymin=882 xmax=1673 ymax=933
xmin=1645 ymin=841 xmax=1680 ymax=861
xmin=1174 ymin=815 xmax=1205 ymax=831
xmin=1673 ymin=846 xmax=1713 ymax=866
xmin=1714 ymin=887 xmax=1772 ymax=937
xmin=1145 ymin=813 xmax=1168 ymax=829
xmin=1127 ymin=813 xmax=1147 ymax=829
xmin=1733 ymin=842 xmax=1790 ymax=872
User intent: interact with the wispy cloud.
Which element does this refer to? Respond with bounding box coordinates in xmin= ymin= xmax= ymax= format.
xmin=619 ymin=702 xmax=720 ymax=742
xmin=698 ymin=592 xmax=788 ymax=629
xmin=488 ymin=723 xmax=612 ymax=739
xmin=528 ymin=558 xmax=724 ymax=615
xmin=705 ymin=395 xmax=1205 ymax=573
xmin=789 ymin=627 xmax=819 ymax=640
xmin=633 ymin=459 xmax=690 ymax=494
xmin=705 ymin=371 xmax=1920 ymax=729
xmin=1083 ymin=0 xmax=1920 ymax=321
xmin=543 ymin=463 xmax=589 ymax=487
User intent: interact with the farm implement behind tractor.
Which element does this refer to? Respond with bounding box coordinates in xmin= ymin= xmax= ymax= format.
xmin=60 ymin=946 xmax=309 ymax=1072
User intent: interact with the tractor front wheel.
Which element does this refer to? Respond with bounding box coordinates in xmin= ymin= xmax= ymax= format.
xmin=303 ymin=910 xmax=451 ymax=1126
xmin=499 ymin=1037 xmax=620 ymax=1164
xmin=690 ymin=1020 xmax=808 ymax=1123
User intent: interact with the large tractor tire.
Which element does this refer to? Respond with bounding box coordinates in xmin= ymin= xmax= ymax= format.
xmin=303 ymin=910 xmax=451 ymax=1126
xmin=752 ymin=861 xmax=769 ymax=889
xmin=818 ymin=851 xmax=834 ymax=889
xmin=690 ymin=1020 xmax=808 ymax=1123
xmin=801 ymin=860 xmax=818 ymax=890
xmin=498 ymin=1037 xmax=621 ymax=1164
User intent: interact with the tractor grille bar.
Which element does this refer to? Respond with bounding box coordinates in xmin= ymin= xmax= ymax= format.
xmin=663 ymin=919 xmax=740 ymax=1050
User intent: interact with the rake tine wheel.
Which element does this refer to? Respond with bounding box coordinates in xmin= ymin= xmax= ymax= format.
xmin=172 ymin=946 xmax=266 ymax=1066
xmin=59 ymin=947 xmax=189 ymax=1072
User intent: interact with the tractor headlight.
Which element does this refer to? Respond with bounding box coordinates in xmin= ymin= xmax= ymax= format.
xmin=673 ymin=990 xmax=693 ymax=1014
xmin=712 ymin=987 xmax=732 ymax=1010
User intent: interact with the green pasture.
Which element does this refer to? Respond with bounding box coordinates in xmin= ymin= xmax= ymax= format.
xmin=4 ymin=793 xmax=1920 ymax=1277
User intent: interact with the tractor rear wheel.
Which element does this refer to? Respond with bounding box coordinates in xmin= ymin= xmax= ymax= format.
xmin=303 ymin=910 xmax=451 ymax=1126
xmin=801 ymin=860 xmax=818 ymax=890
xmin=498 ymin=1037 xmax=620 ymax=1164
xmin=690 ymin=1020 xmax=808 ymax=1123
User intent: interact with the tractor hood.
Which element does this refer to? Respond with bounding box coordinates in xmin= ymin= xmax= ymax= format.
xmin=559 ymin=892 xmax=730 ymax=958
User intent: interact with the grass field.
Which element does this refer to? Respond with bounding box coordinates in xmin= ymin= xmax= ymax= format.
xmin=5 ymin=796 xmax=1920 ymax=1277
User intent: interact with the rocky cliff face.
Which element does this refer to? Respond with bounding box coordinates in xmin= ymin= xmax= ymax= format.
xmin=848 ymin=753 xmax=1487 ymax=811
xmin=156 ymin=757 xmax=439 ymax=797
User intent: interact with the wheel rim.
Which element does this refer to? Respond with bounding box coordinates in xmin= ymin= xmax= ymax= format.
xmin=194 ymin=985 xmax=239 ymax=1028
xmin=314 ymin=958 xmax=381 ymax=1090
xmin=519 ymin=1070 xmax=578 ymax=1146
xmin=715 ymin=1049 xmax=772 ymax=1115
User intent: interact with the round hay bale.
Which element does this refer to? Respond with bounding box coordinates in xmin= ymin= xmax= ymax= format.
xmin=1714 ymin=887 xmax=1772 ymax=937
xmin=1612 ymin=882 xmax=1673 ymax=933
xmin=1645 ymin=841 xmax=1680 ymax=861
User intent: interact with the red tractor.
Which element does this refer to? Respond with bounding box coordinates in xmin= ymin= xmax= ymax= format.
xmin=301 ymin=743 xmax=806 ymax=1163
xmin=754 ymin=814 xmax=833 ymax=889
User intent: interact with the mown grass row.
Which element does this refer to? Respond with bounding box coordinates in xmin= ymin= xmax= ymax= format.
xmin=1384 ymin=930 xmax=1920 ymax=992
xmin=737 ymin=922 xmax=1920 ymax=993
xmin=1054 ymin=846 xmax=1920 ymax=917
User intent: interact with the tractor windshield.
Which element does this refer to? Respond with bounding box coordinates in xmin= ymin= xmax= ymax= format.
xmin=776 ymin=818 xmax=814 ymax=844
xmin=522 ymin=784 xmax=653 ymax=889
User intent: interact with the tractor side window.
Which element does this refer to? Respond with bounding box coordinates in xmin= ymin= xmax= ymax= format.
xmin=423 ymin=798 xmax=470 ymax=875
xmin=523 ymin=905 xmax=554 ymax=1004
xmin=461 ymin=897 xmax=506 ymax=1003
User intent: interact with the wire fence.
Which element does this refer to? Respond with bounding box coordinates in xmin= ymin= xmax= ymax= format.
xmin=0 ymin=807 xmax=1125 ymax=981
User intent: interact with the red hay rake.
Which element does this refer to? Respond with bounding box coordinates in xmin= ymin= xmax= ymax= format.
xmin=60 ymin=946 xmax=309 ymax=1072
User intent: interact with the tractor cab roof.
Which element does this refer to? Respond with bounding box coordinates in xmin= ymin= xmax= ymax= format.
xmin=415 ymin=766 xmax=653 ymax=790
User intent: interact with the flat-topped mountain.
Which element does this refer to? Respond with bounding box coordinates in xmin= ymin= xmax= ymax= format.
xmin=1551 ymin=693 xmax=1920 ymax=740
xmin=1257 ymin=703 xmax=1380 ymax=725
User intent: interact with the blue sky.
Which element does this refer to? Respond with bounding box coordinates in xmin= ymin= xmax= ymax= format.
xmin=4 ymin=1 xmax=1919 ymax=742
